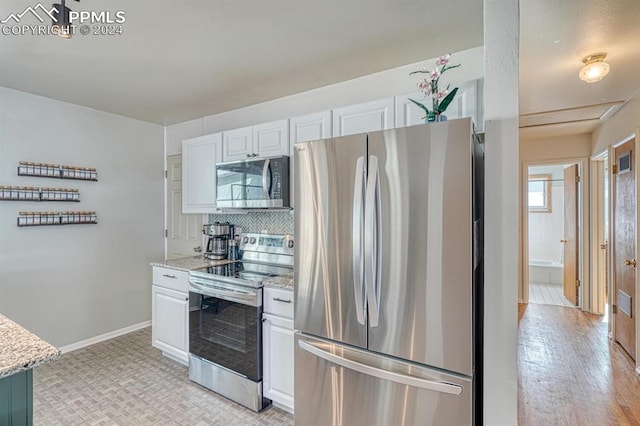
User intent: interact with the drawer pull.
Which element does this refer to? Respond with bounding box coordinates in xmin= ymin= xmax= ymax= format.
xmin=273 ymin=297 xmax=292 ymax=304
xmin=163 ymin=274 xmax=177 ymax=279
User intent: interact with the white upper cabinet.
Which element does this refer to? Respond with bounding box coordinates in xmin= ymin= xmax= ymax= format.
xmin=222 ymin=126 xmax=253 ymax=162
xmin=332 ymin=98 xmax=394 ymax=137
xmin=395 ymin=79 xmax=483 ymax=131
xmin=222 ymin=120 xmax=289 ymax=162
xmin=254 ymin=120 xmax=289 ymax=157
xmin=289 ymin=111 xmax=331 ymax=209
xmin=289 ymin=111 xmax=331 ymax=145
xmin=182 ymin=133 xmax=222 ymax=214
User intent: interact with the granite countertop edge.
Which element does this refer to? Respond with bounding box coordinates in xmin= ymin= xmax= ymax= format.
xmin=0 ymin=314 xmax=62 ymax=379
xmin=263 ymin=273 xmax=294 ymax=290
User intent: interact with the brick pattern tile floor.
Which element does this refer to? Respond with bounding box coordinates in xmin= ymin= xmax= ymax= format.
xmin=33 ymin=327 xmax=293 ymax=425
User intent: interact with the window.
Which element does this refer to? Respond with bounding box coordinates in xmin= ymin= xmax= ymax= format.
xmin=528 ymin=174 xmax=551 ymax=213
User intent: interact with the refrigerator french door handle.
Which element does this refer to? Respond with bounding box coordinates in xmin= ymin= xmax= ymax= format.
xmin=262 ymin=159 xmax=272 ymax=199
xmin=298 ymin=339 xmax=463 ymax=396
xmin=352 ymin=156 xmax=366 ymax=325
xmin=364 ymin=155 xmax=382 ymax=327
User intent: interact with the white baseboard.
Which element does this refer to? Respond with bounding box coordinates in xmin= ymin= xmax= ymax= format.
xmin=59 ymin=320 xmax=151 ymax=354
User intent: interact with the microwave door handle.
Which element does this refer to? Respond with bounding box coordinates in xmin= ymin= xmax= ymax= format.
xmin=352 ymin=156 xmax=366 ymax=325
xmin=262 ymin=159 xmax=272 ymax=199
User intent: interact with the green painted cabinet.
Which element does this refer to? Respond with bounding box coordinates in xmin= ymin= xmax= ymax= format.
xmin=0 ymin=370 xmax=33 ymax=426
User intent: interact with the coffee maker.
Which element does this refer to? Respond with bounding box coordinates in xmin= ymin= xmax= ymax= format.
xmin=203 ymin=222 xmax=234 ymax=260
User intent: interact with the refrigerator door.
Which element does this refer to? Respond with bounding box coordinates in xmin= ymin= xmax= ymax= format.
xmin=295 ymin=333 xmax=473 ymax=426
xmin=294 ymin=134 xmax=368 ymax=349
xmin=367 ymin=119 xmax=474 ymax=376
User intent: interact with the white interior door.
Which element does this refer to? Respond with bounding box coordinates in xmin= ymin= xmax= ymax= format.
xmin=166 ymin=154 xmax=203 ymax=259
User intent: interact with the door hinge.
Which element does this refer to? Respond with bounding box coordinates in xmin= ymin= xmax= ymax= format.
xmin=612 ymin=164 xmax=618 ymax=174
xmin=576 ymin=279 xmax=580 ymax=288
xmin=575 ymin=175 xmax=580 ymax=183
xmin=612 ymin=304 xmax=617 ymax=314
xmin=165 ymin=229 xmax=168 ymax=238
xmin=165 ymin=170 xmax=168 ymax=179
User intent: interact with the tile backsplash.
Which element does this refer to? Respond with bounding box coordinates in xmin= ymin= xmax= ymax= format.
xmin=208 ymin=211 xmax=293 ymax=235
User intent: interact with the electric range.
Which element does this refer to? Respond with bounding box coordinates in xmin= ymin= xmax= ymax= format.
xmin=187 ymin=233 xmax=293 ymax=412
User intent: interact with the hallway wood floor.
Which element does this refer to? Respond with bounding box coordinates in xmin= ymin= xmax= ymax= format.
xmin=518 ymin=303 xmax=640 ymax=425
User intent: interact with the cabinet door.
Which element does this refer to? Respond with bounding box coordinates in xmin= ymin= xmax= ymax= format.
xmin=289 ymin=111 xmax=332 ymax=209
xmin=182 ymin=133 xmax=222 ymax=213
xmin=263 ymin=314 xmax=294 ymax=413
xmin=152 ymin=286 xmax=189 ymax=364
xmin=332 ymin=98 xmax=394 ymax=137
xmin=290 ymin=111 xmax=331 ymax=144
xmin=222 ymin=126 xmax=253 ymax=162
xmin=253 ymin=120 xmax=289 ymax=158
xmin=395 ymin=79 xmax=482 ymax=130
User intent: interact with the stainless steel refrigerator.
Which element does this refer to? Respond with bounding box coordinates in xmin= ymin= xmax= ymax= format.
xmin=293 ymin=118 xmax=484 ymax=425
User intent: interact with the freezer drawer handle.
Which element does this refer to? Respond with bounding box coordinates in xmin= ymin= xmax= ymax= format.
xmin=298 ymin=340 xmax=463 ymax=396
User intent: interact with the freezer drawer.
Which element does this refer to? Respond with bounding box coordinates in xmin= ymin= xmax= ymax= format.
xmin=295 ymin=333 xmax=473 ymax=426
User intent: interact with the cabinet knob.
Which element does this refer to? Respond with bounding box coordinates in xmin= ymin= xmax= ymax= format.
xmin=247 ymin=153 xmax=252 ymax=158
xmin=624 ymin=259 xmax=637 ymax=267
xmin=262 ymin=317 xmax=267 ymax=323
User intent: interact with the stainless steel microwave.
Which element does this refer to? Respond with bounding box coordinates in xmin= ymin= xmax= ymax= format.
xmin=216 ymin=155 xmax=290 ymax=209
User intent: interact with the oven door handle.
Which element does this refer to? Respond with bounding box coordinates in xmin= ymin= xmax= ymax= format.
xmin=189 ymin=279 xmax=259 ymax=307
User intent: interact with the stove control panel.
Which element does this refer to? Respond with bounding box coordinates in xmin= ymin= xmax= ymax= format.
xmin=240 ymin=233 xmax=294 ymax=257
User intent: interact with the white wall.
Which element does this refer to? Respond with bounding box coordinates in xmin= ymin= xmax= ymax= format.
xmin=521 ymin=133 xmax=592 ymax=161
xmin=592 ymin=92 xmax=640 ymax=153
xmin=165 ymin=46 xmax=484 ymax=154
xmin=0 ymin=87 xmax=164 ymax=347
xmin=529 ymin=186 xmax=565 ymax=262
xmin=483 ymin=0 xmax=519 ymax=424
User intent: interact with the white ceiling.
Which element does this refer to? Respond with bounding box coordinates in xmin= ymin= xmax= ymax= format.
xmin=1 ymin=0 xmax=637 ymax=135
xmin=519 ymin=0 xmax=640 ymax=137
xmin=0 ymin=0 xmax=483 ymax=125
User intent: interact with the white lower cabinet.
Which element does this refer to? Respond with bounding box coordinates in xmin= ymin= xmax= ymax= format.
xmin=152 ymin=267 xmax=189 ymax=365
xmin=263 ymin=287 xmax=294 ymax=413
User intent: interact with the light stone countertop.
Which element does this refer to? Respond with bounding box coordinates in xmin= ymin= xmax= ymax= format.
xmin=0 ymin=314 xmax=61 ymax=379
xmin=263 ymin=272 xmax=294 ymax=290
xmin=150 ymin=256 xmax=234 ymax=272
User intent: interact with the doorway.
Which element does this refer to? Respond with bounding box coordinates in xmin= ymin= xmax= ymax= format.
xmin=166 ymin=154 xmax=203 ymax=259
xmin=526 ymin=164 xmax=579 ymax=308
xmin=590 ymin=152 xmax=609 ymax=317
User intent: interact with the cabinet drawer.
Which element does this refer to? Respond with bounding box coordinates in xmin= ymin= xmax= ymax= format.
xmin=152 ymin=267 xmax=189 ymax=293
xmin=264 ymin=287 xmax=294 ymax=319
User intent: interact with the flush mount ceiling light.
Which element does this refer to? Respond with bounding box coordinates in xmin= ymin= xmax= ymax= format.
xmin=579 ymin=53 xmax=610 ymax=83
xmin=51 ymin=0 xmax=79 ymax=39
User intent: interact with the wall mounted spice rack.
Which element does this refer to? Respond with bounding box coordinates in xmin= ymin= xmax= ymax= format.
xmin=17 ymin=162 xmax=98 ymax=181
xmin=0 ymin=186 xmax=80 ymax=202
xmin=17 ymin=211 xmax=97 ymax=227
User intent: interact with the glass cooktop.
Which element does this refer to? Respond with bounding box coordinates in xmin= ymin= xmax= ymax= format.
xmin=191 ymin=261 xmax=292 ymax=287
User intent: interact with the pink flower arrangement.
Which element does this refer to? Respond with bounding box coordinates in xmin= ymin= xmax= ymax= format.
xmin=409 ymin=54 xmax=460 ymax=122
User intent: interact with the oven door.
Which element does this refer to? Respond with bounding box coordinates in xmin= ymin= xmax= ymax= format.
xmin=216 ymin=156 xmax=289 ymax=208
xmin=188 ymin=278 xmax=263 ymax=381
